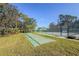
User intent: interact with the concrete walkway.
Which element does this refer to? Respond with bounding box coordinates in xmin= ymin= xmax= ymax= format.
xmin=24 ymin=33 xmax=55 ymax=47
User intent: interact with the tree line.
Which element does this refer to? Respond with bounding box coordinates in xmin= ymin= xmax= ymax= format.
xmin=0 ymin=3 xmax=36 ymax=36
xmin=48 ymin=14 xmax=79 ymax=37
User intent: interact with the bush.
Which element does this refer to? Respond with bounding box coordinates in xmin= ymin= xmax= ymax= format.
xmin=8 ymin=28 xmax=20 ymax=34
xmin=0 ymin=29 xmax=5 ymax=35
xmin=66 ymin=35 xmax=76 ymax=39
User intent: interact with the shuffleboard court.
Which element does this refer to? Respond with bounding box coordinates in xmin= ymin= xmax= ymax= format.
xmin=24 ymin=34 xmax=40 ymax=47
xmin=24 ymin=33 xmax=55 ymax=47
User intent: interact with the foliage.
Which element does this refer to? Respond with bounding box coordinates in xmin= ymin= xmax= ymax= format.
xmin=0 ymin=4 xmax=19 ymax=35
xmin=0 ymin=4 xmax=36 ymax=35
xmin=20 ymin=13 xmax=36 ymax=32
xmin=58 ymin=14 xmax=77 ymax=36
xmin=48 ymin=22 xmax=59 ymax=32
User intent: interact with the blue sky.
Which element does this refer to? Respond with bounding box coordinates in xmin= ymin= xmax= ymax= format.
xmin=13 ymin=3 xmax=79 ymax=28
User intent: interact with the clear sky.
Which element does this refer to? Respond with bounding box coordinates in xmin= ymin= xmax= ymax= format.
xmin=13 ymin=3 xmax=79 ymax=28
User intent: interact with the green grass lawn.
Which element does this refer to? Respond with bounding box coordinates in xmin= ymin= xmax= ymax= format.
xmin=0 ymin=33 xmax=79 ymax=56
xmin=33 ymin=32 xmax=79 ymax=56
xmin=0 ymin=33 xmax=34 ymax=56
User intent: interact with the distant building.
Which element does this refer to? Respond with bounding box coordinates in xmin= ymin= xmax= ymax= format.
xmin=37 ymin=27 xmax=48 ymax=32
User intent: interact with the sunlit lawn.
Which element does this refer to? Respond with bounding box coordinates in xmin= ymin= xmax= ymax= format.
xmin=33 ymin=32 xmax=79 ymax=56
xmin=0 ymin=33 xmax=34 ymax=56
xmin=0 ymin=33 xmax=79 ymax=56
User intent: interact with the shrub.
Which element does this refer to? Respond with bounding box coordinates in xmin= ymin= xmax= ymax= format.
xmin=8 ymin=28 xmax=20 ymax=34
xmin=66 ymin=35 xmax=76 ymax=39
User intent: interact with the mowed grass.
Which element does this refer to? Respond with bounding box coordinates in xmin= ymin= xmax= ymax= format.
xmin=0 ymin=33 xmax=35 ymax=56
xmin=33 ymin=32 xmax=79 ymax=56
xmin=0 ymin=33 xmax=79 ymax=56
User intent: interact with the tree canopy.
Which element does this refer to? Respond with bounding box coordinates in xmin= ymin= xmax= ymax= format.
xmin=0 ymin=3 xmax=37 ymax=35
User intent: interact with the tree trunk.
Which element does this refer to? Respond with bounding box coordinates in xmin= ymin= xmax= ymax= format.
xmin=67 ymin=25 xmax=69 ymax=37
xmin=60 ymin=25 xmax=62 ymax=36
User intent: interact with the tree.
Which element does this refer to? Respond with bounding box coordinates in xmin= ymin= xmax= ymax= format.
xmin=19 ymin=13 xmax=36 ymax=32
xmin=48 ymin=22 xmax=59 ymax=32
xmin=58 ymin=14 xmax=77 ymax=36
xmin=59 ymin=14 xmax=65 ymax=36
xmin=0 ymin=3 xmax=19 ymax=35
xmin=72 ymin=19 xmax=79 ymax=33
xmin=27 ymin=18 xmax=36 ymax=32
